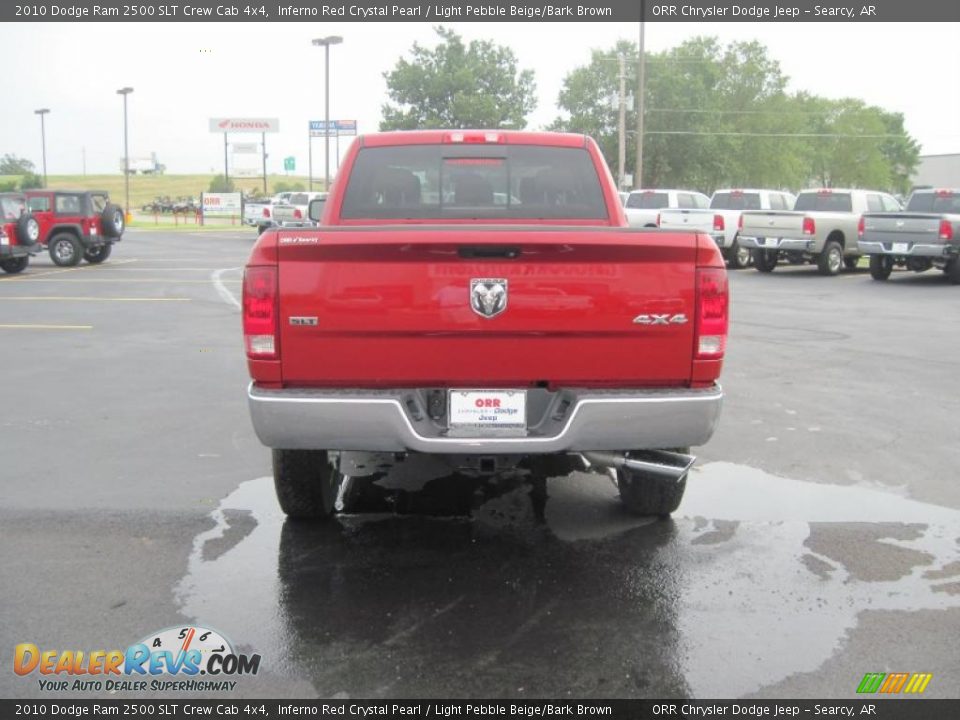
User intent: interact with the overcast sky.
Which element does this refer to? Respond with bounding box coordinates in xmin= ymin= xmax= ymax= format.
xmin=1 ymin=21 xmax=957 ymax=177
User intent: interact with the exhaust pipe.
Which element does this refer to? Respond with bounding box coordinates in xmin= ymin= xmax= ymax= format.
xmin=580 ymin=450 xmax=695 ymax=482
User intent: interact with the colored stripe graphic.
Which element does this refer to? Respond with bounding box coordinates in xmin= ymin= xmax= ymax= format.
xmin=858 ymin=672 xmax=932 ymax=694
xmin=903 ymin=673 xmax=933 ymax=694
xmin=857 ymin=673 xmax=885 ymax=694
xmin=880 ymin=673 xmax=909 ymax=693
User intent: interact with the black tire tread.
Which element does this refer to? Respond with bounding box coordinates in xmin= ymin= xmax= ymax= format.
xmin=272 ymin=449 xmax=339 ymax=520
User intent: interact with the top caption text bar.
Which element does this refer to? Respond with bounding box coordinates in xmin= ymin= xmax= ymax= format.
xmin=5 ymin=0 xmax=960 ymax=21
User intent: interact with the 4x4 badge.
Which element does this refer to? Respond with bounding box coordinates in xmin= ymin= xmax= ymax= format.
xmin=633 ymin=313 xmax=688 ymax=325
xmin=470 ymin=278 xmax=508 ymax=319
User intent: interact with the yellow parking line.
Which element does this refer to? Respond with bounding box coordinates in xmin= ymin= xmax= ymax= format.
xmin=0 ymin=258 xmax=139 ymax=281
xmin=0 ymin=296 xmax=191 ymax=302
xmin=0 ymin=324 xmax=93 ymax=330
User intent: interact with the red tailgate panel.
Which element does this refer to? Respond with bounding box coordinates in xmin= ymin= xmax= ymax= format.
xmin=278 ymin=229 xmax=697 ymax=388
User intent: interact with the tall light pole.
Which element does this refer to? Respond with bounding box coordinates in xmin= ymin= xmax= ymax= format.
xmin=633 ymin=22 xmax=646 ymax=190
xmin=117 ymin=87 xmax=134 ymax=217
xmin=312 ymin=35 xmax=343 ymax=191
xmin=34 ymin=109 xmax=50 ymax=188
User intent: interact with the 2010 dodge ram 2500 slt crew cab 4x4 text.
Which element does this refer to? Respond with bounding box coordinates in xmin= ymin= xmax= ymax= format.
xmin=243 ymin=131 xmax=728 ymax=521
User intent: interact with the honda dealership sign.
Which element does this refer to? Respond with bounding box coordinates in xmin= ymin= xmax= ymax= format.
xmin=209 ymin=117 xmax=279 ymax=133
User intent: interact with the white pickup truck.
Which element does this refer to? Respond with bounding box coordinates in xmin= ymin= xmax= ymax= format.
xmin=658 ymin=188 xmax=796 ymax=269
xmin=243 ymin=193 xmax=294 ymax=231
xmin=623 ymin=189 xmax=710 ymax=228
xmin=261 ymin=191 xmax=328 ymax=233
xmin=739 ymin=188 xmax=901 ymax=276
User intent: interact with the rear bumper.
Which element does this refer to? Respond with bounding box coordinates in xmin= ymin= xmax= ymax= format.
xmin=248 ymin=383 xmax=723 ymax=454
xmin=739 ymin=235 xmax=813 ymax=253
xmin=0 ymin=243 xmax=31 ymax=258
xmin=858 ymin=240 xmax=958 ymax=259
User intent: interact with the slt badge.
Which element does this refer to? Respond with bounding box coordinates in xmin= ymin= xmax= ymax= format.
xmin=470 ymin=278 xmax=508 ymax=319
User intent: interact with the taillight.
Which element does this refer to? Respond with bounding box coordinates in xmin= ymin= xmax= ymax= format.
xmin=695 ymin=267 xmax=728 ymax=360
xmin=802 ymin=217 xmax=816 ymax=235
xmin=655 ymin=213 xmax=661 ymax=227
xmin=713 ymin=214 xmax=725 ymax=232
xmin=857 ymin=216 xmax=865 ymax=237
xmin=294 ymin=208 xmax=302 ymax=219
xmin=262 ymin=207 xmax=271 ymax=218
xmin=243 ymin=266 xmax=279 ymax=360
xmin=940 ymin=219 xmax=953 ymax=241
xmin=737 ymin=214 xmax=743 ymax=230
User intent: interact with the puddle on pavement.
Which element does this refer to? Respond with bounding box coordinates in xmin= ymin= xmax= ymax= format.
xmin=175 ymin=462 xmax=960 ymax=698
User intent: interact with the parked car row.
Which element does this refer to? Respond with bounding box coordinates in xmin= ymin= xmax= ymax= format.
xmin=620 ymin=186 xmax=960 ymax=283
xmin=140 ymin=196 xmax=199 ymax=214
xmin=242 ymin=191 xmax=327 ymax=234
xmin=0 ymin=189 xmax=125 ymax=274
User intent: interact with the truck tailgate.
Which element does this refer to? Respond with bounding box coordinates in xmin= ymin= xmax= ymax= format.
xmin=862 ymin=213 xmax=944 ymax=244
xmin=276 ymin=227 xmax=698 ymax=388
xmin=658 ymin=209 xmax=714 ymax=233
xmin=740 ymin=211 xmax=803 ymax=237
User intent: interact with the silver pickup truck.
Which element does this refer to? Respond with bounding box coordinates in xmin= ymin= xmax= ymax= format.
xmin=658 ymin=188 xmax=796 ymax=269
xmin=263 ymin=191 xmax=328 ymax=233
xmin=739 ymin=188 xmax=901 ymax=276
xmin=859 ymin=188 xmax=960 ymax=283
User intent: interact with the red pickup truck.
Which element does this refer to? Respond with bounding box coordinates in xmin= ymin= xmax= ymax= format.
xmin=243 ymin=131 xmax=728 ymax=520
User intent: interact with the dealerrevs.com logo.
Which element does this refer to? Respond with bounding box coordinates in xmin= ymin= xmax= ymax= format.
xmin=13 ymin=626 xmax=261 ymax=692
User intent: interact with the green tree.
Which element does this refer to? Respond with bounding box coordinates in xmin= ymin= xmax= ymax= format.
xmin=208 ymin=175 xmax=235 ymax=193
xmin=380 ymin=27 xmax=536 ymax=130
xmin=0 ymin=154 xmax=35 ymax=175
xmin=552 ymin=37 xmax=917 ymax=193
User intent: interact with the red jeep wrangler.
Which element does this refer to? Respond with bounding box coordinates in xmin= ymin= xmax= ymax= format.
xmin=24 ymin=189 xmax=125 ymax=267
xmin=0 ymin=192 xmax=41 ymax=274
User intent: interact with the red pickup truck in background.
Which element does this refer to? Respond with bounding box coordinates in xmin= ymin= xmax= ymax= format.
xmin=243 ymin=131 xmax=728 ymax=521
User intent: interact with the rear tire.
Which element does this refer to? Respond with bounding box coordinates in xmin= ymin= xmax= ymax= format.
xmin=617 ymin=465 xmax=688 ymax=519
xmin=869 ymin=255 xmax=893 ymax=281
xmin=83 ymin=244 xmax=112 ymax=264
xmin=0 ymin=256 xmax=29 ymax=274
xmin=49 ymin=233 xmax=83 ymax=267
xmin=728 ymin=238 xmax=752 ymax=269
xmin=754 ymin=249 xmax=778 ymax=273
xmin=947 ymin=259 xmax=960 ymax=285
xmin=272 ymin=449 xmax=342 ymax=520
xmin=817 ymin=240 xmax=843 ymax=276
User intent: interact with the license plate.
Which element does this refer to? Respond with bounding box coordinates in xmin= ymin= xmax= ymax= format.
xmin=449 ymin=390 xmax=526 ymax=430
xmin=893 ymin=243 xmax=909 ymax=254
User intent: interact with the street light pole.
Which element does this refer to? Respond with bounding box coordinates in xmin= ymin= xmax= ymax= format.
xmin=312 ymin=35 xmax=343 ymax=191
xmin=34 ymin=109 xmax=50 ymax=188
xmin=117 ymin=87 xmax=134 ymax=217
xmin=634 ymin=22 xmax=646 ymax=190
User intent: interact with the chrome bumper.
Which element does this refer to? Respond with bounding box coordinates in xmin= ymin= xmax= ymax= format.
xmin=248 ymin=383 xmax=723 ymax=454
xmin=858 ymin=240 xmax=957 ymax=258
xmin=738 ymin=236 xmax=813 ymax=253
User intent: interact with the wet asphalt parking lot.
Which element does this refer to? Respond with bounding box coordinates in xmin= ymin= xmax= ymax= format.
xmin=1 ymin=229 xmax=959 ymax=700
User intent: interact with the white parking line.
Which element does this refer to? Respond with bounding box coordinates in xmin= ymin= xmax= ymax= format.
xmin=211 ymin=267 xmax=242 ymax=310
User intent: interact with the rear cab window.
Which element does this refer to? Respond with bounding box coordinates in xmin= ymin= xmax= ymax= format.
xmin=0 ymin=196 xmax=25 ymax=220
xmin=340 ymin=144 xmax=608 ymax=220
xmin=626 ymin=191 xmax=669 ymax=210
xmin=906 ymin=190 xmax=960 ymax=214
xmin=711 ymin=191 xmax=762 ymax=211
xmin=794 ymin=191 xmax=853 ymax=213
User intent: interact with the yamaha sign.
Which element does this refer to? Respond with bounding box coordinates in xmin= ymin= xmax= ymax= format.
xmin=209 ymin=117 xmax=279 ymax=133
